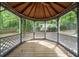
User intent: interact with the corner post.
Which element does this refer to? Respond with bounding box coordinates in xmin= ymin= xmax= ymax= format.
xmin=44 ymin=21 xmax=46 ymax=39
xmin=19 ymin=17 xmax=23 ymax=43
xmin=57 ymin=17 xmax=60 ymax=43
xmin=33 ymin=21 xmax=35 ymax=39
xmin=77 ymin=2 xmax=79 ymax=57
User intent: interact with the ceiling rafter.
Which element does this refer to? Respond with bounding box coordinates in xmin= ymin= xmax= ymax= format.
xmin=54 ymin=2 xmax=67 ymax=9
xmin=34 ymin=3 xmax=39 ymax=18
xmin=28 ymin=3 xmax=36 ymax=16
xmin=21 ymin=2 xmax=32 ymax=14
xmin=45 ymin=5 xmax=52 ymax=17
xmin=45 ymin=2 xmax=59 ymax=14
xmin=42 ymin=4 xmax=46 ymax=18
xmin=40 ymin=3 xmax=45 ymax=18
xmin=13 ymin=2 xmax=25 ymax=8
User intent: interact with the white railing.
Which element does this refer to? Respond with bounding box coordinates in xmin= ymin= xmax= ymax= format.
xmin=0 ymin=34 xmax=20 ymax=56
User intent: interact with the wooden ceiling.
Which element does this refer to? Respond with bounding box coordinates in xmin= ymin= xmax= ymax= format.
xmin=2 ymin=2 xmax=75 ymax=21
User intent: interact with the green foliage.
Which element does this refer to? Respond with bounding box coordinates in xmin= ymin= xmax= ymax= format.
xmin=47 ymin=26 xmax=57 ymax=32
xmin=60 ymin=10 xmax=77 ymax=31
xmin=25 ymin=20 xmax=33 ymax=32
xmin=47 ymin=20 xmax=57 ymax=32
xmin=0 ymin=9 xmax=20 ymax=34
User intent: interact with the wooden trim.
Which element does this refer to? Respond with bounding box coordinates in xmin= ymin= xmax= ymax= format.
xmin=13 ymin=2 xmax=25 ymax=8
xmin=58 ymin=2 xmax=76 ymax=18
xmin=54 ymin=2 xmax=67 ymax=9
xmin=0 ymin=34 xmax=20 ymax=39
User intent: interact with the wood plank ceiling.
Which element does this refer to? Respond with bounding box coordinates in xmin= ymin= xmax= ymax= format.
xmin=4 ymin=2 xmax=74 ymax=21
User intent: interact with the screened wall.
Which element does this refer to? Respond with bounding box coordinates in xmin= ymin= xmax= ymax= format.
xmin=0 ymin=7 xmax=20 ymax=35
xmin=22 ymin=20 xmax=33 ymax=41
xmin=34 ymin=21 xmax=45 ymax=39
xmin=46 ymin=20 xmax=57 ymax=42
xmin=59 ymin=8 xmax=77 ymax=55
xmin=0 ymin=6 xmax=21 ymax=56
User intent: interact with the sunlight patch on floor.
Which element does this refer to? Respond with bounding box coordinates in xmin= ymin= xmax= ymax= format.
xmin=27 ymin=40 xmax=56 ymax=49
xmin=6 ymin=40 xmax=73 ymax=57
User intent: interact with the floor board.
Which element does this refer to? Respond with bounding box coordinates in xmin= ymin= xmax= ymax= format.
xmin=6 ymin=39 xmax=74 ymax=57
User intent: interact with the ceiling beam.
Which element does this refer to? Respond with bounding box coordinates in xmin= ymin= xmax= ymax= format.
xmin=28 ymin=3 xmax=36 ymax=16
xmin=20 ymin=2 xmax=32 ymax=14
xmin=45 ymin=2 xmax=59 ymax=14
xmin=13 ymin=2 xmax=25 ymax=8
xmin=33 ymin=3 xmax=38 ymax=18
xmin=42 ymin=4 xmax=46 ymax=18
xmin=53 ymin=2 xmax=67 ymax=9
xmin=45 ymin=5 xmax=52 ymax=17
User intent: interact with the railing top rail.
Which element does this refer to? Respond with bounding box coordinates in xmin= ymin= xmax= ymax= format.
xmin=0 ymin=33 xmax=20 ymax=39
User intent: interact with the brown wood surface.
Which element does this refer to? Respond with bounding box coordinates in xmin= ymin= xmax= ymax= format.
xmin=2 ymin=2 xmax=75 ymax=21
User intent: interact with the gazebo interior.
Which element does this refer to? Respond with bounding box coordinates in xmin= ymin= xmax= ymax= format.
xmin=0 ymin=2 xmax=79 ymax=57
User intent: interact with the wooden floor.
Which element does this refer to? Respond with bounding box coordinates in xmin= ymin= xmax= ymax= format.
xmin=6 ymin=39 xmax=74 ymax=57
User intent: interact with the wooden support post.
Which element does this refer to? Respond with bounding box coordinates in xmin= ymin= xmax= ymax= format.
xmin=22 ymin=19 xmax=26 ymax=39
xmin=19 ymin=17 xmax=23 ymax=43
xmin=33 ymin=21 xmax=35 ymax=39
xmin=44 ymin=21 xmax=46 ymax=39
xmin=77 ymin=2 xmax=79 ymax=57
xmin=57 ymin=18 xmax=60 ymax=43
xmin=0 ymin=2 xmax=1 ymax=56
